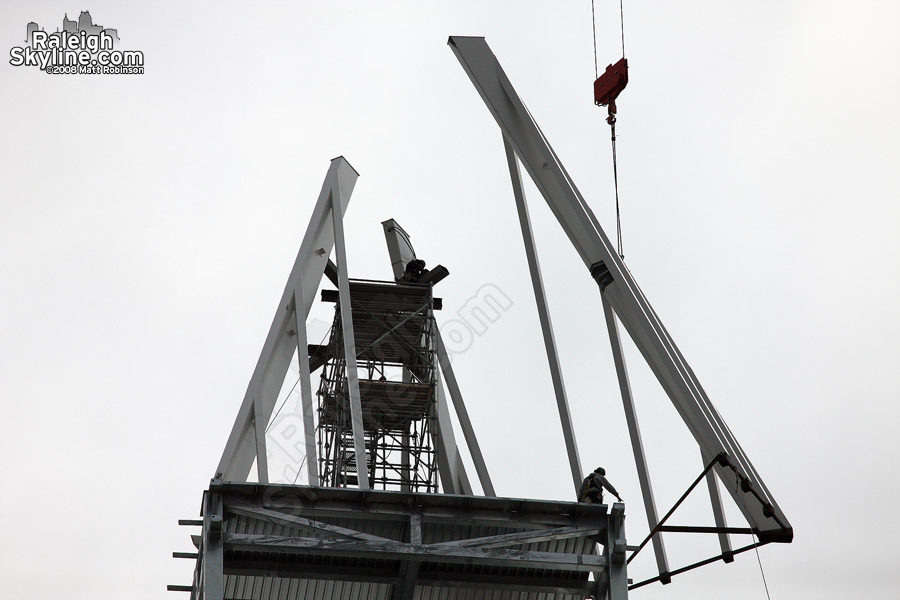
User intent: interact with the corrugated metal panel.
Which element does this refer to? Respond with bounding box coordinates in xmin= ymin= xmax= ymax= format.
xmin=225 ymin=575 xmax=393 ymax=600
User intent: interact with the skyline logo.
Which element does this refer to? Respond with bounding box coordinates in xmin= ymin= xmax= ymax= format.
xmin=9 ymin=11 xmax=144 ymax=74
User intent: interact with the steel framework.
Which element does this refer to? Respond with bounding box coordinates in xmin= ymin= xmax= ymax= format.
xmin=447 ymin=35 xmax=792 ymax=586
xmin=180 ymin=482 xmax=623 ymax=600
xmin=175 ymin=157 xmax=628 ymax=600
xmin=173 ymin=34 xmax=792 ymax=600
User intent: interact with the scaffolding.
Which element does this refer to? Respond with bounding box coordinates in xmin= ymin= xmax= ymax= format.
xmin=316 ymin=280 xmax=439 ymax=492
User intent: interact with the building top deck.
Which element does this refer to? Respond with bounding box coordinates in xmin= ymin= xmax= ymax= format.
xmin=186 ymin=482 xmax=621 ymax=600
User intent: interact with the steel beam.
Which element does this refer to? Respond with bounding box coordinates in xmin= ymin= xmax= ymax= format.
xmin=225 ymin=534 xmax=608 ymax=572
xmin=381 ymin=219 xmax=414 ymax=280
xmin=607 ymin=503 xmax=628 ymax=600
xmin=381 ymin=220 xmax=490 ymax=496
xmin=216 ymin=157 xmax=358 ymax=482
xmin=435 ymin=330 xmax=495 ymax=496
xmin=429 ymin=525 xmax=601 ymax=549
xmin=392 ymin=512 xmax=422 ymax=600
xmin=201 ymin=492 xmax=224 ymax=600
xmin=702 ymin=450 xmax=734 ymax=560
xmin=252 ymin=395 xmax=268 ymax=483
xmin=433 ymin=376 xmax=472 ymax=495
xmin=291 ymin=286 xmax=320 ymax=487
xmin=331 ymin=180 xmax=370 ymax=490
xmin=503 ymin=134 xmax=583 ymax=494
xmin=228 ymin=504 xmax=394 ymax=542
xmin=602 ymin=295 xmax=669 ymax=580
xmin=448 ymin=35 xmax=790 ymax=542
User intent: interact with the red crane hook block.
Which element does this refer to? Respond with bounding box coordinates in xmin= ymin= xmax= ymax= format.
xmin=594 ymin=57 xmax=628 ymax=114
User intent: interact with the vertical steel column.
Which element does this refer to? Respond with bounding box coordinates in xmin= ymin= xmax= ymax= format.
xmin=432 ymin=369 xmax=472 ymax=495
xmin=436 ymin=330 xmax=495 ymax=496
xmin=602 ymin=296 xmax=670 ymax=581
xmin=292 ymin=288 xmax=319 ymax=486
xmin=401 ymin=429 xmax=411 ymax=492
xmin=401 ymin=363 xmax=412 ymax=492
xmin=607 ymin=502 xmax=629 ymax=600
xmin=331 ymin=186 xmax=370 ymax=490
xmin=201 ymin=491 xmax=224 ymax=600
xmin=252 ymin=393 xmax=269 ymax=484
xmin=503 ymin=134 xmax=583 ymax=494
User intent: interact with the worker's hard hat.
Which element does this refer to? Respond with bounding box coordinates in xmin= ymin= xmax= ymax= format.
xmin=594 ymin=467 xmax=606 ymax=475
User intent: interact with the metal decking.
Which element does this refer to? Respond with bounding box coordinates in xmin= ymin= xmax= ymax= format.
xmin=319 ymin=380 xmax=433 ymax=431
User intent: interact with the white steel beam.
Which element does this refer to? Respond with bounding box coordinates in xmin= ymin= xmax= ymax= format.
xmin=201 ymin=492 xmax=224 ymax=600
xmin=607 ymin=503 xmax=628 ymax=600
xmin=252 ymin=395 xmax=269 ymax=484
xmin=225 ymin=533 xmax=608 ymax=572
xmin=435 ymin=330 xmax=495 ymax=496
xmin=602 ymin=295 xmax=670 ymax=581
xmin=702 ymin=449 xmax=734 ymax=560
xmin=227 ymin=504 xmax=393 ymax=542
xmin=216 ymin=157 xmax=358 ymax=482
xmin=503 ymin=134 xmax=583 ymax=494
xmin=428 ymin=525 xmax=601 ymax=549
xmin=331 ymin=181 xmax=370 ymax=491
xmin=448 ymin=36 xmax=791 ymax=543
xmin=381 ymin=220 xmax=491 ymax=496
xmin=291 ymin=287 xmax=319 ymax=487
xmin=433 ymin=370 xmax=473 ymax=495
xmin=381 ymin=219 xmax=414 ymax=280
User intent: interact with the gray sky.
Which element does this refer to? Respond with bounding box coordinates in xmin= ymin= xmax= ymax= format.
xmin=2 ymin=1 xmax=899 ymax=598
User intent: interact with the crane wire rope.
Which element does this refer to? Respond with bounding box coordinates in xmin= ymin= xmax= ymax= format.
xmin=752 ymin=532 xmax=773 ymax=600
xmin=591 ymin=1 xmax=599 ymax=78
xmin=735 ymin=474 xmax=774 ymax=600
xmin=265 ymin=327 xmax=331 ymax=434
xmin=264 ymin=374 xmax=301 ymax=434
xmin=592 ymin=0 xmax=628 ymax=259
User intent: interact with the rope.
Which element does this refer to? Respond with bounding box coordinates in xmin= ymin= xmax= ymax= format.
xmin=752 ymin=532 xmax=773 ymax=600
xmin=610 ymin=118 xmax=623 ymax=258
xmin=265 ymin=374 xmax=300 ymax=433
xmin=591 ymin=0 xmax=598 ymax=78
xmin=265 ymin=326 xmax=330 ymax=434
xmin=737 ymin=473 xmax=773 ymax=600
xmin=292 ymin=454 xmax=308 ymax=485
xmin=616 ymin=0 xmax=625 ymax=257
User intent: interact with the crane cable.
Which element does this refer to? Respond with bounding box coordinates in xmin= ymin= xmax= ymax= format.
xmin=752 ymin=532 xmax=773 ymax=600
xmin=735 ymin=477 xmax=774 ymax=600
xmin=592 ymin=0 xmax=627 ymax=259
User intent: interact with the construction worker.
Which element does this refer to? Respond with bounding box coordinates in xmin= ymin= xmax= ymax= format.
xmin=399 ymin=258 xmax=427 ymax=282
xmin=578 ymin=467 xmax=623 ymax=504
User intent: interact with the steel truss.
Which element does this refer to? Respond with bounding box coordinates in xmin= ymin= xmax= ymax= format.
xmin=447 ymin=35 xmax=792 ymax=589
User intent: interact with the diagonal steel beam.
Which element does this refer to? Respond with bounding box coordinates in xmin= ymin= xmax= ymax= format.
xmin=331 ymin=180 xmax=370 ymax=490
xmin=216 ymin=157 xmax=358 ymax=482
xmin=448 ymin=35 xmax=791 ymax=543
xmin=428 ymin=525 xmax=601 ymax=549
xmin=503 ymin=133 xmax=583 ymax=494
xmin=227 ymin=504 xmax=391 ymax=542
xmin=602 ymin=295 xmax=669 ymax=580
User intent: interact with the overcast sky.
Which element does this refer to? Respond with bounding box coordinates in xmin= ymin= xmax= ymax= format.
xmin=2 ymin=1 xmax=899 ymax=599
